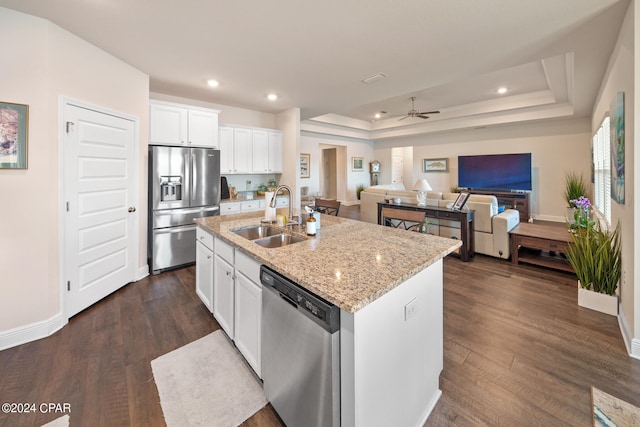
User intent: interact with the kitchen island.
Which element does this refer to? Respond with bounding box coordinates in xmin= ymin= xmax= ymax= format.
xmin=195 ymin=209 xmax=460 ymax=426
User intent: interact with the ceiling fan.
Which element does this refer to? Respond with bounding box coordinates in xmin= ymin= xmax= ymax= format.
xmin=393 ymin=96 xmax=440 ymax=120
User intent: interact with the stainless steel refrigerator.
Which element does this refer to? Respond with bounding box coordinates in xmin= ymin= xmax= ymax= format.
xmin=149 ymin=145 xmax=220 ymax=274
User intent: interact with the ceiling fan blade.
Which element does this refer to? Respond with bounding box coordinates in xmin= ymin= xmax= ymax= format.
xmin=417 ymin=115 xmax=430 ymax=119
xmin=418 ymin=110 xmax=440 ymax=115
xmin=398 ymin=116 xmax=410 ymax=121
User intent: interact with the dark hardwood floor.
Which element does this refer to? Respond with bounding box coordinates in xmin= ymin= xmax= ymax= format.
xmin=1 ymin=205 xmax=638 ymax=426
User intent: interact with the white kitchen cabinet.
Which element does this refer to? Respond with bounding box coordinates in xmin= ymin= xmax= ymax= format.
xmin=220 ymin=201 xmax=241 ymax=215
xmin=252 ymin=130 xmax=283 ymax=173
xmin=234 ymin=251 xmax=262 ymax=377
xmin=219 ymin=126 xmax=252 ymax=173
xmin=150 ymin=101 xmax=219 ymax=148
xmin=233 ymin=128 xmax=253 ymax=173
xmin=251 ymin=130 xmax=269 ymax=173
xmin=275 ymin=196 xmax=289 ymax=208
xmin=268 ymin=131 xmax=283 ymax=173
xmin=213 ymin=238 xmax=235 ymax=339
xmin=219 ymin=126 xmax=234 ymax=173
xmin=195 ymin=227 xmax=214 ymax=312
xmin=219 ymin=124 xmax=282 ymax=174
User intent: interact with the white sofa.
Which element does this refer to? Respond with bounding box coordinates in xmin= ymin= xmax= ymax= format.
xmin=360 ymin=184 xmax=520 ymax=259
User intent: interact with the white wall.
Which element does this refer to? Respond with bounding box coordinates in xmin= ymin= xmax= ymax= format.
xmin=301 ymin=132 xmax=374 ymax=204
xmin=0 ymin=7 xmax=149 ymax=342
xmin=592 ymin=0 xmax=637 ymax=355
xmin=375 ymin=118 xmax=592 ymax=221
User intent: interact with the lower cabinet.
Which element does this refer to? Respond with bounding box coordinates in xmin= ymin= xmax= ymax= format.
xmin=214 ymin=251 xmax=235 ymax=340
xmin=195 ymin=240 xmax=214 ymax=312
xmin=234 ymin=251 xmax=262 ymax=377
xmin=195 ymin=227 xmax=214 ymax=312
xmin=196 ymin=228 xmax=263 ymax=377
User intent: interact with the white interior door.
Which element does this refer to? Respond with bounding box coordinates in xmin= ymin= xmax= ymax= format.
xmin=64 ymin=102 xmax=137 ymax=317
xmin=392 ymin=154 xmax=403 ymax=184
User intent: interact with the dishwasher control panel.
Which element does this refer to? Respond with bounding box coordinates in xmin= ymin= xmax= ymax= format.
xmin=261 ymin=265 xmax=340 ymax=333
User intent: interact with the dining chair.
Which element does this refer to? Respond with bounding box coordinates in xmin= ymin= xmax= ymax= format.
xmin=381 ymin=207 xmax=426 ymax=231
xmin=314 ymin=198 xmax=341 ymax=216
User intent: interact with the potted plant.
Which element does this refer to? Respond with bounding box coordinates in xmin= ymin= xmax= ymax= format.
xmin=356 ymin=184 xmax=366 ymax=200
xmin=563 ymin=171 xmax=588 ymax=224
xmin=565 ymin=221 xmax=621 ymax=315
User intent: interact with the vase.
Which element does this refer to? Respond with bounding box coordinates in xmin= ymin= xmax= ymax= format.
xmin=577 ymin=281 xmax=618 ymax=316
xmin=566 ymin=207 xmax=577 ymax=225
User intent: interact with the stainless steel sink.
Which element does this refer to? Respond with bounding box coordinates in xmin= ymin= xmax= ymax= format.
xmin=253 ymin=233 xmax=307 ymax=248
xmin=232 ymin=225 xmax=282 ymax=240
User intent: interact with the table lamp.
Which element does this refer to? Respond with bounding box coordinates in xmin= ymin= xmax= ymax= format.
xmin=412 ymin=178 xmax=432 ymax=206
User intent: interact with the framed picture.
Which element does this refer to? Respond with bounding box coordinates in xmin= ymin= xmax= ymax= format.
xmin=0 ymin=102 xmax=29 ymax=169
xmin=300 ymin=153 xmax=310 ymax=178
xmin=452 ymin=192 xmax=470 ymax=211
xmin=352 ymin=157 xmax=364 ymax=172
xmin=611 ymin=91 xmax=624 ymax=204
xmin=423 ymin=158 xmax=448 ymax=172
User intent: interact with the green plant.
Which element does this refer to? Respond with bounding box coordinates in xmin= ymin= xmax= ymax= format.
xmin=565 ymin=221 xmax=621 ymax=295
xmin=450 ymin=186 xmax=460 ymax=193
xmin=564 ymin=172 xmax=588 ymax=207
xmin=356 ymin=184 xmax=366 ymax=200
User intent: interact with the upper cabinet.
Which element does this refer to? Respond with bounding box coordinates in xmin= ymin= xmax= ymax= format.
xmin=220 ymin=125 xmax=283 ymax=174
xmin=150 ymin=100 xmax=220 ymax=148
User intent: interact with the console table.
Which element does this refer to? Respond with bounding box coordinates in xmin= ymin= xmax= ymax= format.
xmin=509 ymin=222 xmax=574 ymax=272
xmin=377 ymin=202 xmax=475 ymax=262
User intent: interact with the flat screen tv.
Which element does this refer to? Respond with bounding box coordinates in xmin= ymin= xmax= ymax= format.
xmin=458 ymin=153 xmax=532 ymax=191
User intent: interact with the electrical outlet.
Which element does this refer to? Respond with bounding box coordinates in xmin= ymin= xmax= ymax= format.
xmin=404 ymin=298 xmax=417 ymax=321
xmin=246 ymin=180 xmax=251 ymax=190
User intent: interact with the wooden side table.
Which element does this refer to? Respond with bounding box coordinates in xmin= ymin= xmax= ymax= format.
xmin=509 ymin=223 xmax=574 ymax=272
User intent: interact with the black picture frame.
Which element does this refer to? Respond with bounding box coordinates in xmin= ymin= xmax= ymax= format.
xmin=452 ymin=192 xmax=470 ymax=211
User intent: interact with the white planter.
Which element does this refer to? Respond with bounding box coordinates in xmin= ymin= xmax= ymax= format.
xmin=577 ymin=281 xmax=618 ymax=316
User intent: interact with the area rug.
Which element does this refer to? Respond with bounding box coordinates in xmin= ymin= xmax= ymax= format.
xmin=151 ymin=331 xmax=267 ymax=427
xmin=592 ymin=386 xmax=640 ymax=426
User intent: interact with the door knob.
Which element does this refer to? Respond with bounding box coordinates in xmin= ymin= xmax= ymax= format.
xmin=128 ymin=207 xmax=136 ymax=213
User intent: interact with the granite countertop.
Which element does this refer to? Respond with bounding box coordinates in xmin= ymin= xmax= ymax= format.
xmin=195 ymin=209 xmax=461 ymax=313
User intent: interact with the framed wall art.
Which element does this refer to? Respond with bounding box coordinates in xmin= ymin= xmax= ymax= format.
xmin=300 ymin=153 xmax=310 ymax=178
xmin=352 ymin=157 xmax=364 ymax=172
xmin=0 ymin=102 xmax=28 ymax=169
xmin=423 ymin=158 xmax=448 ymax=172
xmin=611 ymin=91 xmax=624 ymax=204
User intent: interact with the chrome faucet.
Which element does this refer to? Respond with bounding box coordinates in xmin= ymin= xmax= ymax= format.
xmin=270 ymin=185 xmax=299 ymax=226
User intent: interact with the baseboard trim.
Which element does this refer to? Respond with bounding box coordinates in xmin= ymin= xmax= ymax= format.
xmin=0 ymin=312 xmax=67 ymax=351
xmin=137 ymin=265 xmax=149 ymax=281
xmin=342 ymin=200 xmax=360 ymax=207
xmin=1 ymin=266 xmax=148 ymax=352
xmin=618 ymin=306 xmax=640 ymax=360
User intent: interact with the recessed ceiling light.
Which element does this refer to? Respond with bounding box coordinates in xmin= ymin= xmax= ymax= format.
xmin=497 ymin=87 xmax=508 ymax=94
xmin=374 ymin=113 xmax=381 ymax=119
xmin=267 ymin=93 xmax=278 ymax=101
xmin=207 ymin=79 xmax=219 ymax=87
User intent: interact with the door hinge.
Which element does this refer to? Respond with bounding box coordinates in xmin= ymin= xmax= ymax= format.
xmin=67 ymin=281 xmax=70 ymax=291
xmin=66 ymin=121 xmax=74 ymax=133
xmin=66 ymin=202 xmax=70 ymax=212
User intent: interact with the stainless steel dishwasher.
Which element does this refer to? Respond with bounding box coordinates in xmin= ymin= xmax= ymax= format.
xmin=261 ymin=265 xmax=341 ymax=427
